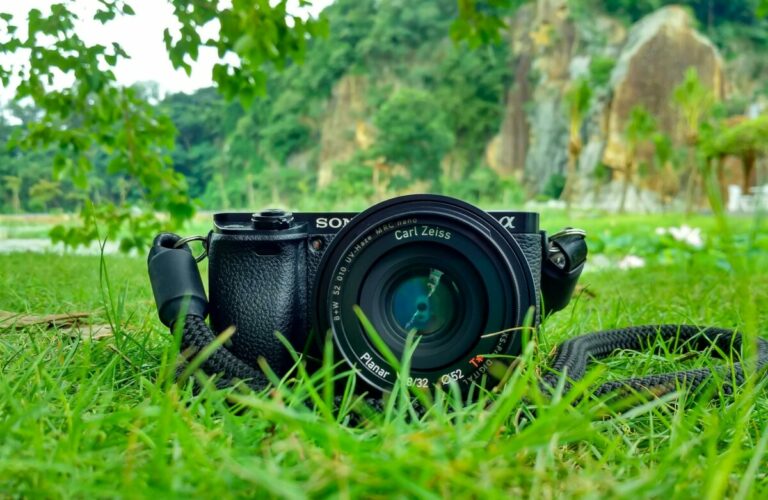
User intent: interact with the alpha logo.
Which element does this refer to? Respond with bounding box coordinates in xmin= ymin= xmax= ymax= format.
xmin=496 ymin=215 xmax=516 ymax=230
xmin=316 ymin=217 xmax=352 ymax=229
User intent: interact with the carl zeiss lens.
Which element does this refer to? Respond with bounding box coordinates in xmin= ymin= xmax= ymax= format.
xmin=313 ymin=194 xmax=538 ymax=393
xmin=358 ymin=244 xmax=486 ymax=371
xmin=390 ymin=270 xmax=455 ymax=335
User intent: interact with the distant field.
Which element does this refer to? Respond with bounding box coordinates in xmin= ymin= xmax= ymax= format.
xmin=1 ymin=207 xmax=763 ymax=249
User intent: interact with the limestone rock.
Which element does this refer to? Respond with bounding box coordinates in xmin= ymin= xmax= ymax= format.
xmin=521 ymin=0 xmax=580 ymax=193
xmin=485 ymin=5 xmax=536 ymax=176
xmin=487 ymin=1 xmax=577 ymax=190
xmin=603 ymin=6 xmax=725 ymax=169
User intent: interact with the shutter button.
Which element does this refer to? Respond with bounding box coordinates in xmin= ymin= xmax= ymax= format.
xmin=252 ymin=209 xmax=294 ymax=230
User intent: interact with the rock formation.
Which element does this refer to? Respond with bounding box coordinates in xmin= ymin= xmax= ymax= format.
xmin=304 ymin=2 xmax=743 ymax=211
xmin=486 ymin=1 xmax=574 ymax=185
xmin=484 ymin=6 xmax=535 ymax=177
xmin=485 ymin=4 xmax=728 ymax=210
xmin=602 ymin=6 xmax=725 ymax=171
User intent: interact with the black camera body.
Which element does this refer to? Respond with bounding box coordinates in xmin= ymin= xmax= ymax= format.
xmin=196 ymin=194 xmax=586 ymax=393
xmin=149 ymin=196 xmax=768 ymax=404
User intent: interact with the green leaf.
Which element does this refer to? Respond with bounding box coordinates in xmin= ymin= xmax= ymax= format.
xmin=94 ymin=9 xmax=115 ymax=23
xmin=758 ymin=0 xmax=768 ymax=17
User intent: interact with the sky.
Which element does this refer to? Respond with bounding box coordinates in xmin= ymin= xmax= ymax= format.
xmin=0 ymin=0 xmax=334 ymax=102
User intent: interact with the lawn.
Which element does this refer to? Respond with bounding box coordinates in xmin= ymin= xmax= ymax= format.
xmin=1 ymin=210 xmax=767 ymax=498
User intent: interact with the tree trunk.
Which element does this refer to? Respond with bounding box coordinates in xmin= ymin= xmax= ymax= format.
xmin=216 ymin=174 xmax=230 ymax=210
xmin=317 ymin=161 xmax=333 ymax=191
xmin=716 ymin=156 xmax=726 ymax=206
xmin=742 ymin=151 xmax=756 ymax=194
xmin=271 ymin=161 xmax=280 ymax=205
xmin=246 ymin=172 xmax=256 ymax=208
xmin=11 ymin=188 xmax=21 ymax=213
xmin=561 ymin=122 xmax=581 ymax=210
xmin=592 ymin=180 xmax=603 ymax=207
xmin=684 ymin=149 xmax=698 ymax=215
xmin=618 ymin=160 xmax=633 ymax=214
xmin=562 ymin=148 xmax=578 ymax=209
xmin=217 ymin=148 xmax=231 ymax=208
xmin=372 ymin=162 xmax=384 ymax=202
xmin=703 ymin=157 xmax=724 ymax=214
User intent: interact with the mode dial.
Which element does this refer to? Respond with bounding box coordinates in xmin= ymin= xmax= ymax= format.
xmin=251 ymin=209 xmax=294 ymax=230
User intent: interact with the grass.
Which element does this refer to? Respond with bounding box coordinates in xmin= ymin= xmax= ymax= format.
xmin=1 ymin=211 xmax=767 ymax=498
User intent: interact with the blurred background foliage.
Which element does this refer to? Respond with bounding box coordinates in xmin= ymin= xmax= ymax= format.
xmin=1 ymin=0 xmax=767 ymax=250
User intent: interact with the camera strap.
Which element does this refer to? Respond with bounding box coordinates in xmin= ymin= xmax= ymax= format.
xmin=149 ymin=233 xmax=768 ymax=408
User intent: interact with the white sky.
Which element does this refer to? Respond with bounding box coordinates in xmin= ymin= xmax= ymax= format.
xmin=0 ymin=0 xmax=333 ymax=102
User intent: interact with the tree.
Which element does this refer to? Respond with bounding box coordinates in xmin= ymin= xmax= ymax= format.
xmin=451 ymin=0 xmax=530 ymax=46
xmin=372 ymin=88 xmax=455 ymax=189
xmin=0 ymin=3 xmax=190 ymax=249
xmin=619 ymin=106 xmax=657 ymax=213
xmin=433 ymin=41 xmax=511 ymax=180
xmin=165 ymin=0 xmax=327 ymax=104
xmin=589 ymin=0 xmax=758 ymax=26
xmin=701 ymin=115 xmax=768 ymax=193
xmin=650 ymin=132 xmax=681 ymax=207
xmin=0 ymin=0 xmax=539 ymax=217
xmin=161 ymin=88 xmax=240 ymax=199
xmin=560 ymin=57 xmax=615 ymax=210
xmin=0 ymin=1 xmax=326 ymax=249
xmin=561 ymin=78 xmax=592 ymax=210
xmin=673 ymin=68 xmax=716 ymax=214
xmin=2 ymin=176 xmax=22 ymax=213
xmin=361 ymin=0 xmax=456 ymax=63
xmin=28 ymin=179 xmax=63 ymax=213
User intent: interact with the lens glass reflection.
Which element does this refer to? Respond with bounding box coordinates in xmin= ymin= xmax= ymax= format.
xmin=390 ymin=268 xmax=459 ymax=335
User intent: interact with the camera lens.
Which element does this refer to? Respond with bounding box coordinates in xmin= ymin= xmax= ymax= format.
xmin=358 ymin=244 xmax=487 ymax=371
xmin=313 ymin=194 xmax=538 ymax=393
xmin=389 ymin=268 xmax=456 ymax=335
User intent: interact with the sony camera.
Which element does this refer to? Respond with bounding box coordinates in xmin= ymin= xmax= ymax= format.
xmin=149 ymin=194 xmax=586 ymax=393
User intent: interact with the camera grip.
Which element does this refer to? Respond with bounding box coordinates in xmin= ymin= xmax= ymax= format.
xmin=207 ymin=234 xmax=308 ymax=376
xmin=514 ymin=233 xmax=543 ymax=322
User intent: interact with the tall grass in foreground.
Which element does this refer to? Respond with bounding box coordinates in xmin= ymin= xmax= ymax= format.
xmin=0 ymin=208 xmax=767 ymax=497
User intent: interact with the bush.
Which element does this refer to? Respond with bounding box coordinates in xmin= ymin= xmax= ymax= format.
xmin=542 ymin=173 xmax=566 ymax=200
xmin=442 ymin=166 xmax=526 ymax=205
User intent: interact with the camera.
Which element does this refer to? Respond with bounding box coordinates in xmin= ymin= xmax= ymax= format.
xmin=149 ymin=194 xmax=587 ymax=393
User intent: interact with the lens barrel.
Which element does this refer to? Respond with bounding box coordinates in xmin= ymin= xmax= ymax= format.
xmin=313 ymin=194 xmax=537 ymax=393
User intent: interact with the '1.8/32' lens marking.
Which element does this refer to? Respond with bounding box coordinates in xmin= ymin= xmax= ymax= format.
xmin=405 ymin=369 xmax=464 ymax=388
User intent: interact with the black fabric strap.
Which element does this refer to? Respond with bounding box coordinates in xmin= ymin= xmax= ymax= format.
xmin=178 ymin=315 xmax=270 ymax=390
xmin=175 ymin=315 xmax=768 ymax=403
xmin=539 ymin=325 xmax=768 ymax=398
xmin=177 ymin=314 xmax=389 ymax=414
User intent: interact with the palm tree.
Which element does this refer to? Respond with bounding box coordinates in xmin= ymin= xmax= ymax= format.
xmin=701 ymin=115 xmax=768 ymax=199
xmin=672 ymin=68 xmax=715 ymax=214
xmin=2 ymin=176 xmax=22 ymax=213
xmin=561 ymin=78 xmax=592 ymax=210
xmin=619 ymin=106 xmax=657 ymax=213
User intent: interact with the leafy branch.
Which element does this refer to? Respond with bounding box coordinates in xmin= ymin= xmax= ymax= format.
xmin=0 ymin=2 xmax=190 ymax=250
xmin=164 ymin=0 xmax=328 ymax=106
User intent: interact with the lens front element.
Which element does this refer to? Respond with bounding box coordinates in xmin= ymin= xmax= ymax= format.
xmin=390 ymin=268 xmax=456 ymax=335
xmin=360 ymin=244 xmax=487 ymax=371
